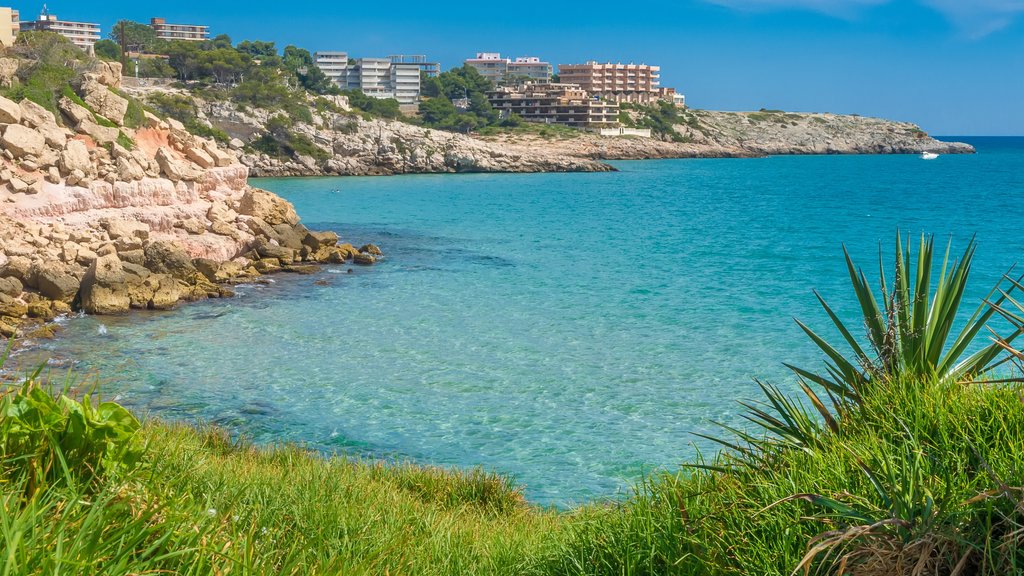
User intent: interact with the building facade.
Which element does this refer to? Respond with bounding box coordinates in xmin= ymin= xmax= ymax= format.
xmin=464 ymin=52 xmax=508 ymax=83
xmin=314 ymin=55 xmax=422 ymax=106
xmin=389 ymin=54 xmax=439 ymax=78
xmin=557 ymin=62 xmax=662 ymax=104
xmin=507 ymin=57 xmax=552 ymax=81
xmin=487 ymin=82 xmax=619 ymax=128
xmin=0 ymin=7 xmax=18 ymax=47
xmin=20 ymin=9 xmax=100 ymax=53
xmin=314 ymin=51 xmax=349 ymax=86
xmin=150 ymin=18 xmax=209 ymax=42
xmin=465 ymin=53 xmax=552 ymax=84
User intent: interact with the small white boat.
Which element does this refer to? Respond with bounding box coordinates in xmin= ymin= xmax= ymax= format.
xmin=921 ymin=152 xmax=939 ymax=160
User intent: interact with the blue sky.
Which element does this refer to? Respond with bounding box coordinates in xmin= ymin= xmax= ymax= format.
xmin=24 ymin=1 xmax=1024 ymax=135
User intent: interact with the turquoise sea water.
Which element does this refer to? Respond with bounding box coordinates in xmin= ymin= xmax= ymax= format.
xmin=19 ymin=137 xmax=1024 ymax=506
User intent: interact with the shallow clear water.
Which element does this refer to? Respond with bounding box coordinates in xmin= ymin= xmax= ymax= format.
xmin=19 ymin=137 xmax=1024 ymax=506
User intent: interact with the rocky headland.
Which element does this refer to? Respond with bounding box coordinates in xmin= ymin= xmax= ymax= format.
xmin=482 ymin=109 xmax=973 ymax=160
xmin=0 ymin=61 xmax=378 ymax=341
xmin=123 ymin=83 xmax=972 ymax=178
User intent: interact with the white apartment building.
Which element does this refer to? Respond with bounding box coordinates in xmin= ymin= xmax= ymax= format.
xmin=20 ymin=8 xmax=99 ymax=53
xmin=314 ymin=51 xmax=349 ymax=86
xmin=315 ymin=54 xmax=422 ymax=106
xmin=465 ymin=53 xmax=552 ymax=84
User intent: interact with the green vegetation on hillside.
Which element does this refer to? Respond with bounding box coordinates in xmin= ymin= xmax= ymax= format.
xmin=3 ymin=234 xmax=1022 ymax=574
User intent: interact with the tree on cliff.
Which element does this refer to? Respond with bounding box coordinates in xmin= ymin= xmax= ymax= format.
xmin=110 ymin=20 xmax=162 ymax=54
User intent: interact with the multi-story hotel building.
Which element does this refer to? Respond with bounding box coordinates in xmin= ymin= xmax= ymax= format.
xmin=20 ymin=9 xmax=100 ymax=53
xmin=315 ymin=55 xmax=422 ymax=106
xmin=465 ymin=53 xmax=552 ymax=84
xmin=464 ymin=52 xmax=508 ymax=84
xmin=487 ymin=82 xmax=619 ymax=128
xmin=557 ymin=61 xmax=662 ymax=104
xmin=314 ymin=51 xmax=349 ymax=86
xmin=150 ymin=17 xmax=209 ymax=42
xmin=507 ymin=57 xmax=553 ymax=81
xmin=0 ymin=7 xmax=18 ymax=47
xmin=389 ymin=54 xmax=439 ymax=78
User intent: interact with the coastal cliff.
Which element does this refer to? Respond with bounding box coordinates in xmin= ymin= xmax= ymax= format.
xmin=0 ymin=62 xmax=375 ymax=339
xmin=481 ymin=109 xmax=973 ymax=160
xmin=20 ymin=82 xmax=968 ymax=189
xmin=123 ymin=84 xmax=971 ymax=177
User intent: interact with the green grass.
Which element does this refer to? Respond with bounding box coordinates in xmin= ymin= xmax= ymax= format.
xmin=3 ymin=236 xmax=1024 ymax=575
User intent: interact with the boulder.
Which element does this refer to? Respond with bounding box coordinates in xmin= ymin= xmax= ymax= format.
xmin=58 ymin=96 xmax=93 ymax=126
xmin=229 ymin=138 xmax=245 ymax=150
xmin=81 ymin=79 xmax=128 ymax=125
xmin=148 ymin=274 xmax=180 ymax=310
xmin=353 ymin=253 xmax=377 ymax=266
xmin=303 ymin=230 xmax=339 ymax=251
xmin=0 ymin=276 xmax=22 ymax=296
xmin=272 ymin=223 xmax=306 ymax=250
xmin=360 ymin=244 xmax=383 ymax=256
xmin=60 ymin=139 xmax=92 ymax=175
xmin=203 ymin=141 xmax=235 ymax=167
xmin=1 ymin=256 xmax=31 ymax=283
xmin=2 ymin=124 xmax=46 ymax=158
xmin=207 ymin=201 xmax=237 ymax=223
xmin=155 ymin=147 xmax=201 ymax=181
xmin=0 ymin=298 xmax=27 ymax=318
xmin=144 ymin=240 xmax=198 ymax=281
xmin=184 ymin=146 xmax=215 ymax=168
xmin=254 ymin=238 xmax=295 ymax=263
xmin=93 ymin=61 xmax=123 ymax=89
xmin=19 ymin=99 xmax=55 ymax=128
xmin=35 ymin=266 xmax=80 ymax=302
xmin=77 ymin=118 xmax=120 ymax=144
xmin=79 ymin=253 xmax=130 ymax=315
xmin=27 ymin=300 xmax=58 ymax=321
xmin=0 ymin=94 xmax=21 ymax=124
xmin=238 ymin=188 xmax=300 ymax=226
xmin=102 ymin=218 xmax=150 ymax=241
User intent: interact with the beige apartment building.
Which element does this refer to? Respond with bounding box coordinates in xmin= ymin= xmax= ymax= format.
xmin=0 ymin=7 xmax=18 ymax=47
xmin=19 ymin=9 xmax=99 ymax=52
xmin=487 ymin=82 xmax=619 ymax=128
xmin=557 ymin=61 xmax=662 ymax=104
xmin=150 ymin=18 xmax=209 ymax=42
xmin=465 ymin=52 xmax=552 ymax=84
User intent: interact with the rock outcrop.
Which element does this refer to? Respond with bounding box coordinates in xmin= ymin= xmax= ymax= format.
xmin=0 ymin=62 xmax=382 ymax=338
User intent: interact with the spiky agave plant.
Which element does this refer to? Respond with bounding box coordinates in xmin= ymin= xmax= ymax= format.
xmin=707 ymin=234 xmax=1020 ymax=462
xmin=785 ymin=233 xmax=1018 ymax=440
xmin=812 ymin=234 xmax=1014 ymax=384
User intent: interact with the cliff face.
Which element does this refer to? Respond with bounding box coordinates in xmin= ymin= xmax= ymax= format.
xmin=0 ymin=63 xmax=375 ymax=338
xmin=176 ymin=96 xmax=614 ymax=177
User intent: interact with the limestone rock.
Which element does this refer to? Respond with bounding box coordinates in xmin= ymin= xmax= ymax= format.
xmin=144 ymin=240 xmax=198 ymax=281
xmin=185 ymin=146 xmax=215 ymax=168
xmin=81 ymin=79 xmax=128 ymax=125
xmin=19 ymin=99 xmax=55 ymax=128
xmin=77 ymin=118 xmax=120 ymax=144
xmin=359 ymin=244 xmax=383 ymax=256
xmin=2 ymin=124 xmax=46 ymax=158
xmin=34 ymin=265 xmax=80 ymax=302
xmin=79 ymin=253 xmax=130 ymax=315
xmin=102 ymin=218 xmax=150 ymax=241
xmin=353 ymin=253 xmax=377 ymax=265
xmin=0 ymin=94 xmax=21 ymax=124
xmin=155 ymin=147 xmax=201 ymax=181
xmin=58 ymin=96 xmax=93 ymax=126
xmin=0 ymin=276 xmax=23 ymax=296
xmin=60 ymin=139 xmax=92 ymax=175
xmin=238 ymin=188 xmax=300 ymax=226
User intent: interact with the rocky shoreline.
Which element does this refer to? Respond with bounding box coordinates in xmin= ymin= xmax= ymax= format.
xmin=1 ymin=62 xmax=381 ymax=342
xmin=121 ymin=84 xmax=973 ymax=178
